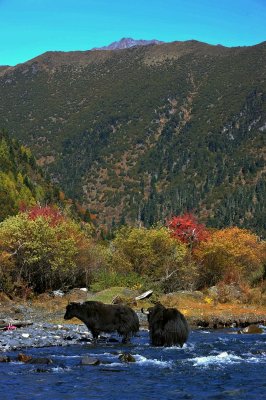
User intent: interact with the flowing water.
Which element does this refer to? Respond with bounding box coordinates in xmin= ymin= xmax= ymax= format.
xmin=0 ymin=329 xmax=265 ymax=400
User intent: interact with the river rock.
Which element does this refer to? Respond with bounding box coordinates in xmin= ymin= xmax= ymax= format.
xmin=35 ymin=368 xmax=50 ymax=373
xmin=238 ymin=325 xmax=264 ymax=334
xmin=28 ymin=357 xmax=53 ymax=364
xmin=81 ymin=356 xmax=100 ymax=366
xmin=17 ymin=353 xmax=32 ymax=362
xmin=119 ymin=352 xmax=136 ymax=363
xmin=0 ymin=356 xmax=10 ymax=362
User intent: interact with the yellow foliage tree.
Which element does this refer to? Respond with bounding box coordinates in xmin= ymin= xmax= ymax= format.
xmin=110 ymin=226 xmax=187 ymax=282
xmin=0 ymin=211 xmax=96 ymax=293
xmin=195 ymin=227 xmax=266 ymax=287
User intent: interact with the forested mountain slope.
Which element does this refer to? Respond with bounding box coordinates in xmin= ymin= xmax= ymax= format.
xmin=0 ymin=130 xmax=60 ymax=221
xmin=0 ymin=40 xmax=265 ymax=234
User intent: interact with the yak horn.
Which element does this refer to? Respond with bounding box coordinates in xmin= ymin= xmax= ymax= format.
xmin=141 ymin=308 xmax=149 ymax=315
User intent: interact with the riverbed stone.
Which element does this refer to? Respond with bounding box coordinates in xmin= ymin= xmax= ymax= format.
xmin=81 ymin=356 xmax=100 ymax=366
xmin=238 ymin=325 xmax=264 ymax=334
xmin=0 ymin=356 xmax=10 ymax=362
xmin=17 ymin=353 xmax=32 ymax=362
xmin=28 ymin=357 xmax=53 ymax=364
xmin=119 ymin=352 xmax=136 ymax=363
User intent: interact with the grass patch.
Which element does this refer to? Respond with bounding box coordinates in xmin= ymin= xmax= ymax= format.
xmin=87 ymin=287 xmax=134 ymax=304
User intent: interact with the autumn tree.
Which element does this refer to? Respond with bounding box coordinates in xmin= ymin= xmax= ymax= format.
xmin=109 ymin=226 xmax=187 ymax=290
xmin=195 ymin=227 xmax=266 ymax=288
xmin=167 ymin=213 xmax=209 ymax=247
xmin=0 ymin=207 xmax=96 ymax=294
xmin=26 ymin=204 xmax=64 ymax=226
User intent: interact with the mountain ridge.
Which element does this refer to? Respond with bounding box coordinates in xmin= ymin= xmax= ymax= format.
xmin=91 ymin=37 xmax=164 ymax=50
xmin=0 ymin=39 xmax=219 ymax=71
xmin=2 ymin=39 xmax=266 ymax=70
xmin=0 ymin=39 xmax=265 ymax=234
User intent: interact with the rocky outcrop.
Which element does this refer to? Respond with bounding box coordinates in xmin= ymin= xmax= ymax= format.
xmin=92 ymin=37 xmax=163 ymax=51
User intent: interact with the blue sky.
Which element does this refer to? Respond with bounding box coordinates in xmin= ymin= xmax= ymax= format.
xmin=1 ymin=0 xmax=266 ymax=66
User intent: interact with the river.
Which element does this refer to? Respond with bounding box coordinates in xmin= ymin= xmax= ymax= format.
xmin=0 ymin=328 xmax=265 ymax=399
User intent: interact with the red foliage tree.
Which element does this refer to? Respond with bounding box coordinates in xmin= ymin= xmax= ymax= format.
xmin=26 ymin=205 xmax=64 ymax=226
xmin=167 ymin=213 xmax=209 ymax=246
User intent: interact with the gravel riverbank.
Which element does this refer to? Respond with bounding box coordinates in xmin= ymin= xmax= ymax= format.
xmin=0 ymin=290 xmax=265 ymax=352
xmin=0 ymin=322 xmax=94 ymax=352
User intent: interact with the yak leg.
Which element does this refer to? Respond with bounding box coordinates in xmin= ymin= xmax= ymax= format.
xmin=91 ymin=329 xmax=100 ymax=344
xmin=122 ymin=334 xmax=130 ymax=344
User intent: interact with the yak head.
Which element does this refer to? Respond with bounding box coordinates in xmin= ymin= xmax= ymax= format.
xmin=141 ymin=302 xmax=165 ymax=322
xmin=64 ymin=302 xmax=81 ymax=320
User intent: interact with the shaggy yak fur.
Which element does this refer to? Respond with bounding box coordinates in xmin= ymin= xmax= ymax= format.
xmin=64 ymin=301 xmax=139 ymax=343
xmin=143 ymin=303 xmax=189 ymax=347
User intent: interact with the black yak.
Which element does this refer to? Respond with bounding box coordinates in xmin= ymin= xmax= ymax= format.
xmin=64 ymin=301 xmax=139 ymax=343
xmin=142 ymin=303 xmax=189 ymax=347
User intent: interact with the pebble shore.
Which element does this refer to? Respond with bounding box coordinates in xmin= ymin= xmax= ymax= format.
xmin=0 ymin=322 xmax=95 ymax=352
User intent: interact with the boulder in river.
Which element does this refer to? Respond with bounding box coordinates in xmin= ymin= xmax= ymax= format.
xmin=119 ymin=352 xmax=136 ymax=363
xmin=28 ymin=357 xmax=53 ymax=364
xmin=238 ymin=324 xmax=264 ymax=334
xmin=0 ymin=356 xmax=10 ymax=362
xmin=17 ymin=353 xmax=53 ymax=364
xmin=81 ymin=356 xmax=100 ymax=366
xmin=17 ymin=353 xmax=32 ymax=363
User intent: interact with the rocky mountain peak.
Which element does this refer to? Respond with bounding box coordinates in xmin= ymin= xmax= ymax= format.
xmin=92 ymin=37 xmax=164 ymax=51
